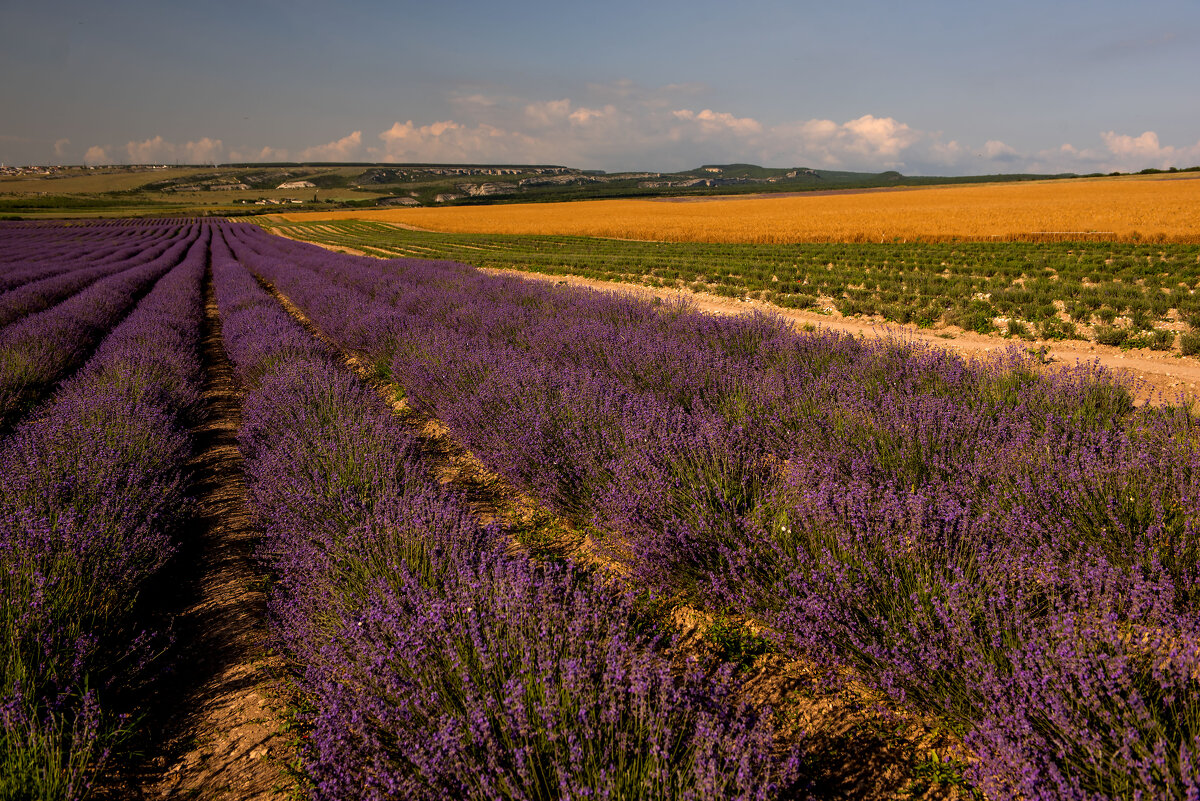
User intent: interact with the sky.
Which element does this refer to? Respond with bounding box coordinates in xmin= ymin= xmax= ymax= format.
xmin=2 ymin=0 xmax=1199 ymax=175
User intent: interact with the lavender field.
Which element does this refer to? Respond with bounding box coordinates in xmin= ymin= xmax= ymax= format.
xmin=1 ymin=218 xmax=1197 ymax=800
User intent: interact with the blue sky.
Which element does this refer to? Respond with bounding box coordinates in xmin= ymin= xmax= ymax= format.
xmin=2 ymin=0 xmax=1198 ymax=174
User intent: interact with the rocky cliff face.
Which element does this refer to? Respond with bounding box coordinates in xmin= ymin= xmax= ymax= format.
xmin=457 ymin=182 xmax=519 ymax=196
xmin=518 ymin=174 xmax=602 ymax=188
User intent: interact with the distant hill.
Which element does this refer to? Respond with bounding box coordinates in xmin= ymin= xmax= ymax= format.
xmin=4 ymin=160 xmax=1192 ymax=219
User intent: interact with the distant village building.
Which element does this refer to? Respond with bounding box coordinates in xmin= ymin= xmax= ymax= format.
xmin=424 ymin=166 xmax=568 ymax=177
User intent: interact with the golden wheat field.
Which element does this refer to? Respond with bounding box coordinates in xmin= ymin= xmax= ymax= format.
xmin=279 ymin=173 xmax=1200 ymax=243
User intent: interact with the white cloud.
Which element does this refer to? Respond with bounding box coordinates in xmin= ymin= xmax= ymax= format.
xmin=228 ymin=145 xmax=290 ymax=163
xmin=84 ymin=146 xmax=111 ymax=166
xmin=101 ymin=88 xmax=1196 ymax=176
xmin=183 ymin=137 xmax=224 ymax=165
xmin=299 ymin=130 xmax=363 ymax=162
xmin=796 ymin=119 xmax=840 ymax=140
xmin=765 ymin=115 xmax=920 ymax=169
xmin=525 ymin=99 xmax=572 ymax=127
xmin=375 ymin=119 xmax=536 ymax=163
xmin=124 ymin=135 xmax=224 ymax=164
xmin=373 ymin=105 xmax=924 ymax=171
xmin=369 ymin=87 xmax=945 ymax=171
xmin=408 ymin=86 xmax=1200 ymax=175
xmin=568 ymin=105 xmax=616 ymax=126
xmin=840 ymin=115 xmax=918 ymax=157
xmin=521 ymin=99 xmax=623 ymax=136
xmin=672 ymin=108 xmax=763 ymax=136
xmin=927 ymin=139 xmax=968 ymax=163
xmin=23 ymin=72 xmax=1200 ymax=175
xmin=982 ymin=140 xmax=1019 ymax=163
xmin=1098 ymin=130 xmax=1200 ymax=169
xmin=126 ymin=135 xmax=172 ymax=163
xmin=1103 ymin=131 xmax=1163 ymax=158
xmin=1003 ymin=131 xmax=1200 ymax=175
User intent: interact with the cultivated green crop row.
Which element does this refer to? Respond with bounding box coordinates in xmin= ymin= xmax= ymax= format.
xmin=262 ymin=219 xmax=1200 ymax=351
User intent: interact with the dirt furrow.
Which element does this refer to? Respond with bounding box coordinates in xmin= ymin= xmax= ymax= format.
xmin=117 ymin=270 xmax=293 ymax=800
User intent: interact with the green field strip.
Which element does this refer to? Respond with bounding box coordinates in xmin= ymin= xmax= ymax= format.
xmin=260 ymin=219 xmax=1200 ymax=349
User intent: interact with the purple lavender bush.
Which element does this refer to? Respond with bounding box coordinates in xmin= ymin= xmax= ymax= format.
xmin=211 ymin=234 xmax=799 ymax=800
xmin=0 ymin=221 xmax=209 ymax=799
xmin=0 ymin=224 xmax=203 ymax=428
xmin=299 ymin=552 xmax=792 ymax=801
xmin=0 ymin=224 xmax=190 ymax=330
xmin=737 ymin=360 xmax=1199 ymax=800
xmin=217 ymin=224 xmax=1200 ymax=800
xmin=0 ymin=220 xmax=178 ymax=294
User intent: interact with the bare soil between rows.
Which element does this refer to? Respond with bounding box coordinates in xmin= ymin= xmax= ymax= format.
xmin=480 ymin=267 xmax=1200 ymax=406
xmin=104 ymin=273 xmax=292 ymax=800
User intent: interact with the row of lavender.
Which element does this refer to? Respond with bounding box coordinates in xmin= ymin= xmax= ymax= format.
xmin=225 ymin=222 xmax=1199 ymax=801
xmin=0 ymin=224 xmax=188 ymax=329
xmin=0 ymin=221 xmax=168 ymax=283
xmin=0 ymin=223 xmax=201 ymax=429
xmin=1 ymin=222 xmax=210 ymax=798
xmin=210 ymin=229 xmax=799 ymax=799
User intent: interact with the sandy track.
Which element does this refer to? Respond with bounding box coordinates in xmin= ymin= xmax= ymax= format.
xmin=265 ymin=231 xmax=1200 ymax=405
xmin=479 ymin=267 xmax=1200 ymax=406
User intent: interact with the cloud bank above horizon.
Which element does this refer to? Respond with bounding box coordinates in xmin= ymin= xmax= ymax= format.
xmin=76 ymin=88 xmax=1200 ymax=177
xmin=3 ymin=1 xmax=1198 ymax=176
